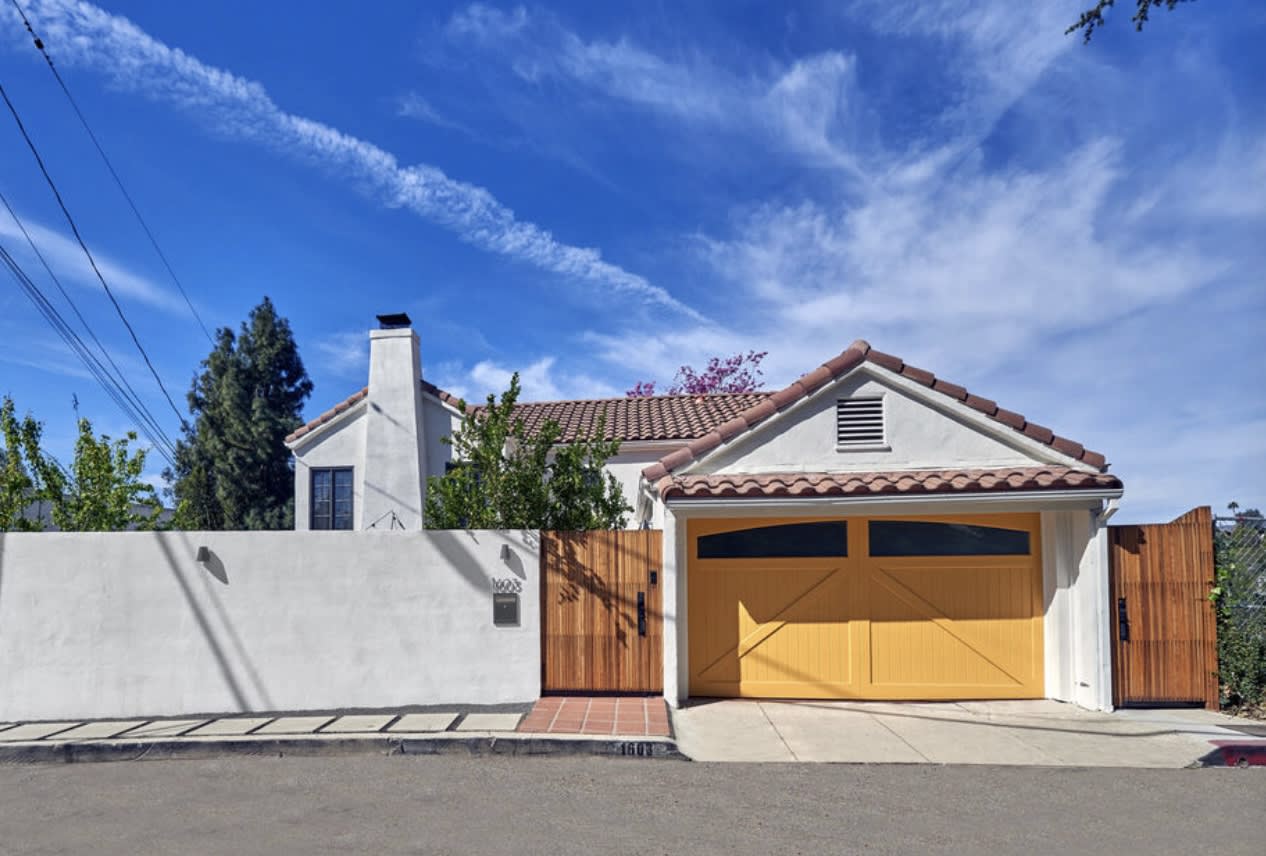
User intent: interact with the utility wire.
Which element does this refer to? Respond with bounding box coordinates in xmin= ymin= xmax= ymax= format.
xmin=0 ymin=189 xmax=178 ymax=457
xmin=0 ymin=239 xmax=177 ymax=468
xmin=0 ymin=79 xmax=189 ymax=430
xmin=7 ymin=0 xmax=214 ymax=344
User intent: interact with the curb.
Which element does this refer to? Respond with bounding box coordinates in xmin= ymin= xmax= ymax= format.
xmin=0 ymin=732 xmax=687 ymax=765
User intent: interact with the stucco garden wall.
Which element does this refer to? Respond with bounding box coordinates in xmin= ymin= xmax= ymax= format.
xmin=0 ymin=529 xmax=540 ymax=721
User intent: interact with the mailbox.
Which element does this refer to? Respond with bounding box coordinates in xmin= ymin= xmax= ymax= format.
xmin=493 ymin=592 xmax=520 ymax=626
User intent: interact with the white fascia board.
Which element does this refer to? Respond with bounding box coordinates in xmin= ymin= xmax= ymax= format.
xmin=285 ymin=399 xmax=368 ymax=453
xmin=665 ymin=487 xmax=1123 ymax=518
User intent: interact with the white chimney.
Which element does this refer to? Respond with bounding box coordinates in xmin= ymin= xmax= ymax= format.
xmin=362 ymin=313 xmax=426 ymax=530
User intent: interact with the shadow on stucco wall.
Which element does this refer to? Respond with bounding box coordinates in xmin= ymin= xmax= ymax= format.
xmin=155 ymin=532 xmax=274 ymax=713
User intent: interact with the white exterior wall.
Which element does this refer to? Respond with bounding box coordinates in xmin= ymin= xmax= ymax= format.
xmin=421 ymin=395 xmax=463 ymax=486
xmin=362 ymin=328 xmax=427 ymax=530
xmin=292 ymin=408 xmax=367 ymax=531
xmin=604 ymin=446 xmax=683 ymax=528
xmin=0 ymin=530 xmax=540 ymax=721
xmin=1041 ymin=508 xmax=1114 ymax=711
xmin=706 ymin=370 xmax=1061 ymax=475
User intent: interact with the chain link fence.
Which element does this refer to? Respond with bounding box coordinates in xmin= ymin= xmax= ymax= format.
xmin=1214 ymin=512 xmax=1266 ymax=708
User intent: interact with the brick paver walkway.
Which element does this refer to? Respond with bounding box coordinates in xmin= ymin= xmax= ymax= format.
xmin=518 ymin=697 xmax=671 ymax=737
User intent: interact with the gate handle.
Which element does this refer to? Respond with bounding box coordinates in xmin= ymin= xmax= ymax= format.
xmin=637 ymin=592 xmax=647 ymax=637
xmin=1117 ymin=597 xmax=1130 ymax=642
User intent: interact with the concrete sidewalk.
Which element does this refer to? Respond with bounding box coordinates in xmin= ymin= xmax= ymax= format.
xmin=0 ymin=707 xmax=681 ymax=764
xmin=671 ymin=699 xmax=1265 ymax=766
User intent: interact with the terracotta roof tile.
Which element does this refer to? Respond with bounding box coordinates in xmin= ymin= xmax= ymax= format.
xmin=642 ymin=339 xmax=1112 ymax=480
xmin=657 ymin=467 xmax=1123 ymax=500
xmin=287 ymin=382 xmax=771 ymax=447
xmin=284 ymin=387 xmax=368 ymax=444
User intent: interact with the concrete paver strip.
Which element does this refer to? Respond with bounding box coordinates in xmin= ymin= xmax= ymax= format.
xmin=122 ymin=720 xmax=209 ymax=738
xmin=186 ymin=718 xmax=274 ymax=737
xmin=50 ymin=721 xmax=150 ymax=741
xmin=253 ymin=716 xmax=336 ymax=736
xmin=320 ymin=715 xmax=395 ymax=734
xmin=456 ymin=713 xmax=522 ymax=732
xmin=0 ymin=722 xmax=84 ymax=741
xmin=387 ymin=713 xmax=459 ymax=733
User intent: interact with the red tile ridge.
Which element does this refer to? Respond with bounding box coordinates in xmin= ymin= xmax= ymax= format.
xmin=285 ymin=387 xmax=368 ymax=444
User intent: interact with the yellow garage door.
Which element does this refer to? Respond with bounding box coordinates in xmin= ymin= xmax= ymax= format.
xmin=688 ymin=514 xmax=1043 ymax=700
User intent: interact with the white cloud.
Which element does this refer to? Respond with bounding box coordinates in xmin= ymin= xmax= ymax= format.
xmin=7 ymin=0 xmax=698 ymax=320
xmin=444 ymin=4 xmax=864 ymax=171
xmin=0 ymin=212 xmax=186 ymax=313
xmin=439 ymin=355 xmax=620 ymax=404
xmin=313 ymin=331 xmax=368 ymax=379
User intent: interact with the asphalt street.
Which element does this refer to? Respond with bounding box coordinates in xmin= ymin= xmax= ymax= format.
xmin=1 ymin=754 xmax=1262 ymax=855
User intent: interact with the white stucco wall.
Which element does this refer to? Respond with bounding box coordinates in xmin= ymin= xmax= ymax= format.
xmin=292 ymin=408 xmax=367 ymax=531
xmin=421 ymin=395 xmax=463 ymax=486
xmin=605 ymin=446 xmax=683 ymax=528
xmin=0 ymin=529 xmax=540 ymax=721
xmin=704 ymin=369 xmax=1061 ymax=475
xmin=1043 ymin=508 xmax=1114 ymax=710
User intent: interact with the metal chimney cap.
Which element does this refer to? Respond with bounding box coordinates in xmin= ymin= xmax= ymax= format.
xmin=376 ymin=312 xmax=412 ymax=329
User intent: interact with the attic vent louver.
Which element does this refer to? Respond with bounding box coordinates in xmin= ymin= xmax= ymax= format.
xmin=836 ymin=397 xmax=886 ymax=448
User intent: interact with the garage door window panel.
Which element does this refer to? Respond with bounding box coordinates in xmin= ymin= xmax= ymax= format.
xmin=868 ymin=520 xmax=1030 ymax=557
xmin=696 ymin=521 xmax=848 ymax=559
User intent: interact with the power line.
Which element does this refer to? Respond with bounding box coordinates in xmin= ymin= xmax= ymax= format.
xmin=0 ymin=78 xmax=189 ymax=430
xmin=0 ymin=238 xmax=178 ymax=468
xmin=7 ymin=0 xmax=214 ymax=344
xmin=0 ymin=189 xmax=178 ymax=458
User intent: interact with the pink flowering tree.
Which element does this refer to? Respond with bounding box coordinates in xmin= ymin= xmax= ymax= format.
xmin=626 ymin=351 xmax=768 ymax=397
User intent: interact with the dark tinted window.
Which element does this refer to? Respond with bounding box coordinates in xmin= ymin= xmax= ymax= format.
xmin=698 ymin=521 xmax=847 ymax=559
xmin=869 ymin=520 xmax=1029 ymax=556
xmin=311 ymin=468 xmax=354 ymax=530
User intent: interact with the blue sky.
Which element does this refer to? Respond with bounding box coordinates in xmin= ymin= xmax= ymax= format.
xmin=0 ymin=0 xmax=1262 ymax=523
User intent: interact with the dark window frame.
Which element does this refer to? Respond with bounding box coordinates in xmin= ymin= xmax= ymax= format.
xmin=310 ymin=467 xmax=354 ymax=530
xmin=868 ymin=519 xmax=1031 ymax=557
xmin=697 ymin=521 xmax=849 ymax=559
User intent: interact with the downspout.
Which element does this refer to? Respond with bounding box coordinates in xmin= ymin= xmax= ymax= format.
xmin=1095 ymin=498 xmax=1119 ymax=526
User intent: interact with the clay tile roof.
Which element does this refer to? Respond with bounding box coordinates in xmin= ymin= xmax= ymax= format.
xmin=286 ymin=381 xmax=773 ymax=446
xmin=656 ymin=467 xmax=1123 ymax=500
xmin=481 ymin=392 xmax=772 ymax=443
xmin=641 ymin=340 xmax=1111 ymax=482
xmin=284 ymin=387 xmax=368 ymax=444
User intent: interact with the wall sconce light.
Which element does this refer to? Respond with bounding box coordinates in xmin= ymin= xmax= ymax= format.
xmin=195 ymin=546 xmax=210 ymax=564
xmin=500 ymin=543 xmax=511 ymax=561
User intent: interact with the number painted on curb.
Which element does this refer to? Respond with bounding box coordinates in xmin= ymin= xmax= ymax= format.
xmin=617 ymin=741 xmax=654 ymax=757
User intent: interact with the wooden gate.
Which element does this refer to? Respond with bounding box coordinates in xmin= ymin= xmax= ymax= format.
xmin=1109 ymin=506 xmax=1219 ymax=709
xmin=540 ymin=530 xmax=662 ymax=693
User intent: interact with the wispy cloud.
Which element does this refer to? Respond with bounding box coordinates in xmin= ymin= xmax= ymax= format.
xmin=0 ymin=211 xmax=186 ymax=313
xmin=394 ymin=92 xmax=477 ymax=138
xmin=5 ymin=0 xmax=699 ymax=320
xmin=313 ymin=331 xmax=368 ymax=379
xmin=436 ymin=355 xmax=619 ymax=404
xmin=444 ymin=4 xmax=865 ymax=173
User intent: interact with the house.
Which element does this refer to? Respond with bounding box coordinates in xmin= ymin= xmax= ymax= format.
xmin=285 ymin=314 xmax=1124 ymax=711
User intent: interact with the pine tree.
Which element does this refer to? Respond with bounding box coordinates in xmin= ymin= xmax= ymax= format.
xmin=167 ymin=298 xmax=312 ymax=529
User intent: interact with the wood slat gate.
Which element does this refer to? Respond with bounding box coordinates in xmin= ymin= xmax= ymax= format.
xmin=540 ymin=530 xmax=662 ymax=693
xmin=1109 ymin=506 xmax=1219 ymax=709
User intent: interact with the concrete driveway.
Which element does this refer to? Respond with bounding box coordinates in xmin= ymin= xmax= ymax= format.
xmin=672 ymin=699 xmax=1259 ymax=766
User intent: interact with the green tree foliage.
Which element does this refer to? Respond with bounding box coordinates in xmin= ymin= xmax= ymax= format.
xmin=52 ymin=418 xmax=161 ymax=532
xmin=1068 ymin=0 xmax=1192 ymax=42
xmin=2 ymin=397 xmax=161 ymax=531
xmin=167 ymin=297 xmax=312 ymax=530
xmin=0 ymin=396 xmax=61 ymax=531
xmin=424 ymin=373 xmax=631 ymax=530
xmin=1211 ymin=503 xmax=1266 ymax=709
